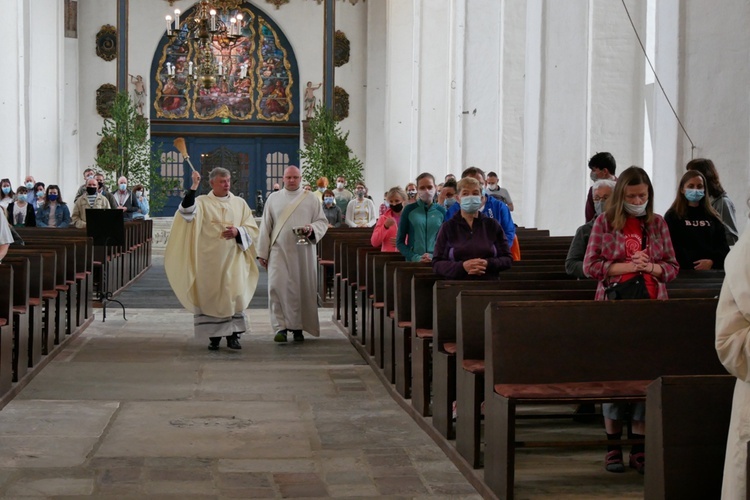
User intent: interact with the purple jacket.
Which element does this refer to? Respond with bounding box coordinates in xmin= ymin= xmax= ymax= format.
xmin=432 ymin=211 xmax=512 ymax=279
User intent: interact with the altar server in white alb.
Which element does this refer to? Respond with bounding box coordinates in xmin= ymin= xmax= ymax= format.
xmin=256 ymin=165 xmax=328 ymax=343
xmin=165 ymin=168 xmax=259 ymax=351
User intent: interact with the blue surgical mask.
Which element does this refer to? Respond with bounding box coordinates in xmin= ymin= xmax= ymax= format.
xmin=323 ymin=196 xmax=334 ymax=205
xmin=444 ymin=198 xmax=457 ymax=208
xmin=17 ymin=194 xmax=27 ymax=202
xmin=36 ymin=190 xmax=44 ymax=198
xmin=1 ymin=187 xmax=9 ymax=195
xmin=47 ymin=194 xmax=58 ymax=201
xmin=460 ymin=195 xmax=483 ymax=214
xmin=119 ymin=183 xmax=127 ymax=191
xmin=684 ymin=189 xmax=705 ymax=203
xmin=25 ymin=182 xmax=34 ymax=189
xmin=318 ymin=187 xmax=326 ymax=193
xmin=624 ymin=202 xmax=647 ymax=217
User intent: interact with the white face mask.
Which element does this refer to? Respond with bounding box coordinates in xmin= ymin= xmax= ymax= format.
xmin=336 ymin=182 xmax=345 ymax=190
xmin=418 ymin=189 xmax=435 ymax=203
xmin=624 ymin=202 xmax=647 ymax=217
xmin=487 ymin=183 xmax=498 ymax=190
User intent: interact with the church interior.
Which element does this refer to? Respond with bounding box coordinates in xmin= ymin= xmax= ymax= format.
xmin=0 ymin=0 xmax=748 ymax=498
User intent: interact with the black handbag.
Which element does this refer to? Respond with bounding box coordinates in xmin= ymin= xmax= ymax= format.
xmin=605 ymin=274 xmax=649 ymax=300
xmin=604 ymin=226 xmax=649 ymax=300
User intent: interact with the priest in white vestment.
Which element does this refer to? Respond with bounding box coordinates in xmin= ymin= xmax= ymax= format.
xmin=256 ymin=166 xmax=328 ymax=342
xmin=165 ymin=168 xmax=259 ymax=350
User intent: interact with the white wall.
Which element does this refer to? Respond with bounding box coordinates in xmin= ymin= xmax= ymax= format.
xmin=0 ymin=0 xmax=27 ymax=188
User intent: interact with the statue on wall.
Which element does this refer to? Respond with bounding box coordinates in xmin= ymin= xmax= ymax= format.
xmin=304 ymin=81 xmax=322 ymax=120
xmin=130 ymin=74 xmax=146 ymax=116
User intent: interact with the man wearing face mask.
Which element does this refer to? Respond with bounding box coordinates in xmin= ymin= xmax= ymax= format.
xmin=345 ymin=182 xmax=377 ymax=227
xmin=313 ymin=176 xmax=328 ymax=202
xmin=71 ymin=177 xmax=111 ymax=228
xmin=443 ymin=167 xmax=516 ymax=248
xmin=585 ymin=152 xmax=617 ymax=222
xmin=438 ymin=179 xmax=457 ymax=209
xmin=94 ymin=172 xmax=118 ymax=210
xmin=333 ymin=175 xmax=353 ymax=216
xmin=432 ymin=176 xmax=512 ymax=279
xmin=565 ymin=179 xmax=616 ymax=278
xmin=74 ymin=168 xmax=97 ymax=201
xmin=484 ymin=171 xmax=514 ymax=211
xmin=113 ymin=176 xmax=139 ymax=221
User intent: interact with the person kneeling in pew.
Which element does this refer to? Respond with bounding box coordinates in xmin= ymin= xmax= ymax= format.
xmin=583 ymin=166 xmax=679 ymax=474
xmin=432 ymin=176 xmax=512 ymax=279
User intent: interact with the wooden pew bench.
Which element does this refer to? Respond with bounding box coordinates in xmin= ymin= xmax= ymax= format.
xmin=0 ymin=264 xmax=13 ymax=396
xmin=370 ymin=253 xmax=405 ymax=365
xmin=431 ymin=279 xmax=596 ymax=439
xmin=483 ymin=298 xmax=727 ymax=499
xmin=317 ymin=227 xmax=370 ymax=307
xmin=331 ymin=233 xmax=372 ymax=324
xmin=456 ymin=288 xmax=596 ymax=468
xmin=2 ymin=257 xmax=32 ymax=382
xmin=645 ymin=375 xmax=735 ymax=500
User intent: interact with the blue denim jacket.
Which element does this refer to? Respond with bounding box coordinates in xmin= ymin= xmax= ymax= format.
xmin=36 ymin=203 xmax=72 ymax=228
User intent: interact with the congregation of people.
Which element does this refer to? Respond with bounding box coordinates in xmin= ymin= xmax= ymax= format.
xmin=0 ymin=167 xmax=150 ymax=233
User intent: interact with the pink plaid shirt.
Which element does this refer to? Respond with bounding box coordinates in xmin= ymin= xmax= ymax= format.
xmin=583 ymin=213 xmax=679 ymax=300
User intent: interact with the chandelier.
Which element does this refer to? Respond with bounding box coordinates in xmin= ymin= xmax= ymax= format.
xmin=163 ymin=0 xmax=249 ymax=90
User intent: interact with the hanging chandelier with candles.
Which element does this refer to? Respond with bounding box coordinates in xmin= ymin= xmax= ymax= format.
xmin=163 ymin=0 xmax=249 ymax=90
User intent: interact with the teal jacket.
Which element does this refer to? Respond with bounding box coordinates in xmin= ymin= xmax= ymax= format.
xmin=396 ymin=200 xmax=446 ymax=261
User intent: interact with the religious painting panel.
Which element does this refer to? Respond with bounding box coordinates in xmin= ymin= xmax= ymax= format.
xmin=151 ymin=2 xmax=296 ymax=123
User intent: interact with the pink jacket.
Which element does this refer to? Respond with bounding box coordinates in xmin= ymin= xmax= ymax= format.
xmin=371 ymin=208 xmax=401 ymax=252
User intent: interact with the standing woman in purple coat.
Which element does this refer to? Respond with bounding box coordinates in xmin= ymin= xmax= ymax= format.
xmin=432 ymin=176 xmax=512 ymax=279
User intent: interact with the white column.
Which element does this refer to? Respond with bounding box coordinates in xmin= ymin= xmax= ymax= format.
xmin=384 ymin=0 xmax=418 ymax=186
xmin=416 ymin=0 xmax=450 ymax=178
xmin=447 ymin=0 xmax=466 ymax=178
xmin=27 ymin=0 xmax=64 ymax=185
xmin=364 ymin=0 xmax=387 ymax=198
xmin=462 ymin=0 xmax=501 ymax=177
xmin=0 ymin=0 xmax=26 ymax=186
xmin=499 ymin=0 xmax=527 ymax=225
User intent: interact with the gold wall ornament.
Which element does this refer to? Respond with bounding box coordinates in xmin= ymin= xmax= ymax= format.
xmin=265 ymin=0 xmax=290 ymax=9
xmin=334 ymin=30 xmax=350 ymax=67
xmin=333 ymin=86 xmax=349 ymax=121
xmin=96 ymin=83 xmax=118 ymax=118
xmin=95 ymin=24 xmax=117 ymax=61
xmin=306 ymin=0 xmax=366 ymax=4
xmin=213 ymin=0 xmax=243 ymax=11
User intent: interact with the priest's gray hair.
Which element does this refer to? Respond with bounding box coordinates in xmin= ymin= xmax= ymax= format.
xmin=209 ymin=167 xmax=231 ymax=180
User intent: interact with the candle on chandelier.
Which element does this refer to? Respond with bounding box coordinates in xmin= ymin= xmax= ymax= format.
xmin=188 ymin=61 xmax=193 ymax=75
xmin=165 ymin=15 xmax=172 ymax=36
xmin=209 ymin=9 xmax=217 ymax=31
xmin=166 ymin=62 xmax=171 ymax=75
xmin=236 ymin=13 xmax=244 ymax=32
xmin=218 ymin=61 xmax=224 ymax=76
xmin=240 ymin=64 xmax=248 ymax=79
xmin=174 ymin=9 xmax=180 ymax=31
xmin=230 ymin=17 xmax=237 ymax=36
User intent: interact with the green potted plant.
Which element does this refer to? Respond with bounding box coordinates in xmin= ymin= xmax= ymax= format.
xmin=300 ymin=105 xmax=363 ymax=187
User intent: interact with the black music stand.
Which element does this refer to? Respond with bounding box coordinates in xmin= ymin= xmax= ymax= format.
xmin=86 ymin=209 xmax=127 ymax=322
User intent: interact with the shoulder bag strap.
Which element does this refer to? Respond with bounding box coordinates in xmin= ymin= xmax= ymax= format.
xmin=269 ymin=191 xmax=309 ymax=248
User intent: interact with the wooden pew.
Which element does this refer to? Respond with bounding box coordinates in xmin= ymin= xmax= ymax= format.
xmin=331 ymin=233 xmax=371 ymax=324
xmin=392 ymin=266 xmax=435 ymax=397
xmin=344 ymin=242 xmax=378 ymax=337
xmin=645 ymin=375 xmax=734 ymax=500
xmin=410 ymin=273 xmax=442 ymax=416
xmin=370 ymin=253 xmax=405 ymax=365
xmin=317 ymin=227 xmax=365 ymax=307
xmin=0 ymin=264 xmax=13 ymax=396
xmin=355 ymin=246 xmax=383 ymax=345
xmin=2 ymin=257 xmax=31 ymax=382
xmin=483 ymin=298 xmax=727 ymax=499
xmin=5 ymin=250 xmax=52 ymax=369
xmin=431 ymin=279 xmax=597 ymax=439
xmin=382 ymin=261 xmax=430 ymax=384
xmin=456 ymin=288 xmax=596 ymax=468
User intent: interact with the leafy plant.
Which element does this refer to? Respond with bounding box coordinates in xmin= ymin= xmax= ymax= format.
xmin=95 ymin=91 xmax=176 ymax=214
xmin=300 ymin=105 xmax=363 ymax=187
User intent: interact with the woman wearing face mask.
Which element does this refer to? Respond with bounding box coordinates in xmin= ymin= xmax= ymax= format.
xmin=30 ymin=182 xmax=46 ymax=211
xmin=6 ymin=186 xmax=36 ymax=227
xmin=686 ymin=158 xmax=739 ymax=246
xmin=0 ymin=179 xmax=14 ymax=210
xmin=36 ymin=185 xmax=71 ymax=228
xmin=322 ymin=189 xmax=342 ymax=228
xmin=405 ymin=182 xmax=418 ymax=205
xmin=432 ymin=177 xmax=512 ymax=279
xmin=664 ymin=170 xmax=729 ymax=271
xmin=396 ymin=173 xmax=446 ymax=262
xmin=438 ymin=179 xmax=458 ymax=209
xmin=131 ymin=184 xmax=150 ymax=220
xmin=345 ymin=182 xmax=377 ymax=228
xmin=371 ymin=187 xmax=407 ymax=252
xmin=583 ymin=166 xmax=678 ymax=475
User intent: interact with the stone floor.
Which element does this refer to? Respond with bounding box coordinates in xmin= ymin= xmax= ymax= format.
xmin=0 ymin=255 xmax=645 ymax=499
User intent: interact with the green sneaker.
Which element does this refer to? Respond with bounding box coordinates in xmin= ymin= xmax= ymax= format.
xmin=274 ymin=330 xmax=288 ymax=343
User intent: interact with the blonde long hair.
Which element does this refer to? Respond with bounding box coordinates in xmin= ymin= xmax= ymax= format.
xmin=604 ymin=166 xmax=654 ymax=231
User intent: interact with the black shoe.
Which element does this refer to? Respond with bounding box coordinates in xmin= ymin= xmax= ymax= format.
xmin=208 ymin=337 xmax=221 ymax=351
xmin=292 ymin=330 xmax=304 ymax=342
xmin=226 ymin=334 xmax=242 ymax=350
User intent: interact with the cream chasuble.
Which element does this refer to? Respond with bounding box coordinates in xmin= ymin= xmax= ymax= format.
xmin=165 ymin=192 xmax=259 ymax=331
xmin=256 ymin=188 xmax=328 ymax=336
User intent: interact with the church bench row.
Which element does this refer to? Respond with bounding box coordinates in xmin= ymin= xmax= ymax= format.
xmin=482 ymin=298 xmax=728 ymax=499
xmin=316 ymin=227 xmax=371 ymax=307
